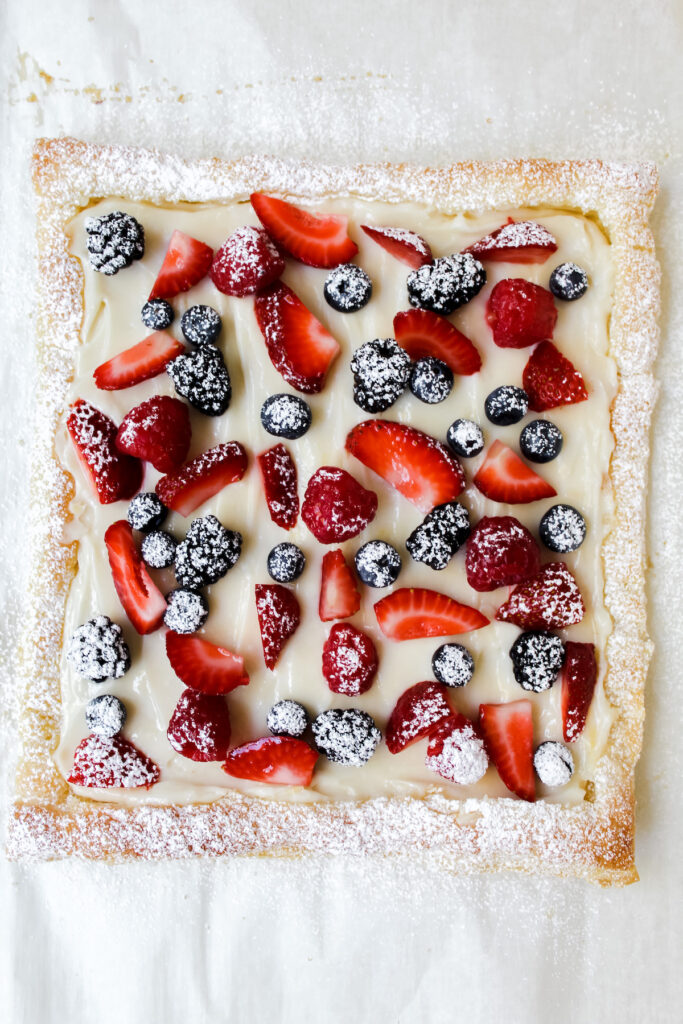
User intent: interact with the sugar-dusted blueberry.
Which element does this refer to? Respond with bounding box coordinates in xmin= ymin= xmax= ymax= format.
xmin=509 ymin=631 xmax=565 ymax=692
xmin=174 ymin=515 xmax=242 ymax=590
xmin=85 ymin=211 xmax=144 ymax=275
xmin=409 ymin=357 xmax=454 ymax=404
xmin=85 ymin=693 xmax=127 ymax=738
xmin=534 ymin=741 xmax=575 ymax=786
xmin=163 ymin=588 xmax=209 ymax=634
xmin=446 ymin=418 xmax=484 ymax=458
xmin=267 ymin=542 xmax=306 ymax=583
xmin=141 ymin=298 xmax=174 ymax=331
xmin=539 ymin=504 xmax=587 ymax=553
xmin=406 ymin=501 xmax=470 ymax=570
xmin=355 ymin=540 xmax=402 ymax=588
xmin=324 ymin=264 xmax=372 ymax=313
xmin=67 ymin=616 xmax=130 ymax=683
xmin=549 ymin=262 xmax=589 ymax=302
xmin=350 ymin=338 xmax=411 ymax=413
xmin=432 ymin=643 xmax=475 ymax=687
xmin=180 ymin=304 xmax=222 ymax=346
xmin=407 ymin=253 xmax=486 ymax=315
xmin=167 ymin=345 xmax=231 ymax=416
xmin=311 ymin=708 xmax=381 ymax=766
xmin=267 ymin=700 xmax=309 ymax=738
xmin=141 ymin=530 xmax=177 ymax=569
xmin=485 ymin=385 xmax=529 ymax=426
xmin=260 ymin=393 xmax=312 ymax=439
xmin=519 ymin=419 xmax=563 ymax=463
xmin=127 ymin=492 xmax=168 ymax=533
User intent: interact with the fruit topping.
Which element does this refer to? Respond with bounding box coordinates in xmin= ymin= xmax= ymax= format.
xmin=346 ymin=419 xmax=466 ymax=513
xmin=385 ymin=681 xmax=452 ymax=753
xmin=322 ymin=622 xmax=378 ymax=696
xmin=407 ymin=253 xmax=486 ymax=315
xmin=69 ymin=734 xmax=160 ymax=789
xmin=432 ymin=643 xmax=475 ymax=687
xmin=319 ymin=549 xmax=361 ymax=621
xmin=149 ymin=230 xmax=213 ymax=300
xmin=255 ymin=584 xmax=301 ymax=669
xmin=350 ymin=338 xmax=411 ymax=413
xmin=519 ymin=419 xmax=563 ymax=463
xmin=393 ymin=309 xmax=482 ymax=375
xmin=496 ymin=562 xmax=585 ymax=630
xmin=406 ymin=501 xmax=470 ymax=570
xmin=302 ymin=466 xmax=377 ymax=543
xmin=549 ymin=262 xmax=589 ymax=301
xmin=539 ymin=504 xmax=586 ymax=553
xmin=94 ymin=331 xmax=185 ymax=391
xmin=465 ymin=515 xmax=540 ymax=592
xmin=484 ymin=385 xmax=529 ymax=426
xmin=360 ymin=224 xmax=432 ymax=269
xmin=324 ymin=264 xmax=372 ymax=313
xmin=561 ymin=641 xmax=598 ymax=742
xmin=478 ymin=701 xmax=535 ymax=802
xmin=167 ymin=345 xmax=232 ymax=416
xmin=223 ymin=736 xmax=318 ymax=785
xmin=104 ymin=520 xmax=167 ymax=634
xmin=127 ymin=492 xmax=168 ymax=533
xmin=267 ymin=700 xmax=309 ymax=738
xmin=425 ymin=714 xmax=489 ymax=784
xmin=533 ymin=741 xmax=574 ymax=786
xmin=251 ymin=192 xmax=358 ymax=268
xmin=85 ymin=694 xmax=127 ymax=738
xmin=141 ymin=530 xmax=177 ymax=569
xmin=167 ymin=689 xmax=232 ymax=761
xmin=163 ymin=588 xmax=209 ymax=634
xmin=141 ymin=298 xmax=174 ymax=331
xmin=267 ymin=542 xmax=306 ymax=583
xmin=374 ymin=588 xmax=489 ymax=640
xmin=311 ymin=708 xmax=381 ymax=766
xmin=116 ymin=395 xmax=191 ymax=473
xmin=67 ymin=400 xmax=143 ymax=504
xmin=210 ymin=225 xmax=285 ymax=296
xmin=473 ymin=439 xmax=556 ymax=504
xmin=165 ymin=630 xmax=249 ymax=694
xmin=174 ymin=514 xmax=242 ymax=590
xmin=522 ymin=340 xmax=588 ymax=412
xmin=355 ymin=540 xmax=402 ymax=588
xmin=409 ymin=357 xmax=454 ymax=404
xmin=446 ymin=418 xmax=485 ymax=458
xmin=260 ymin=394 xmax=312 ymax=439
xmin=67 ymin=615 xmax=130 ymax=682
xmin=509 ymin=631 xmax=565 ymax=692
xmin=254 ymin=282 xmax=341 ymax=394
xmin=464 ymin=220 xmax=557 ymax=264
xmin=180 ymin=305 xmax=222 ymax=346
xmin=257 ymin=444 xmax=299 ymax=530
xmin=85 ymin=211 xmax=144 ymax=275
xmin=486 ymin=278 xmax=557 ymax=348
xmin=156 ymin=442 xmax=247 ymax=516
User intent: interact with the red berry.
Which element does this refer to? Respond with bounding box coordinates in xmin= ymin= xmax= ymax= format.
xmin=223 ymin=736 xmax=318 ymax=786
xmin=385 ymin=681 xmax=452 ymax=754
xmin=104 ymin=520 xmax=167 ymax=635
xmin=464 ymin=219 xmax=558 ymax=264
xmin=302 ymin=467 xmax=377 ymax=544
xmin=486 ymin=278 xmax=557 ymax=348
xmin=361 ymin=224 xmax=432 ymax=269
xmin=319 ymin=550 xmax=361 ymax=622
xmin=68 ymin=734 xmax=160 ymax=789
xmin=210 ymin=225 xmax=285 ymax=296
xmin=167 ymin=689 xmax=232 ymax=762
xmin=156 ymin=442 xmax=247 ymax=516
xmin=478 ymin=701 xmax=535 ymax=801
xmin=116 ymin=396 xmax=191 ymax=473
xmin=254 ymin=584 xmax=301 ymax=670
xmin=522 ymin=340 xmax=588 ymax=412
xmin=254 ymin=282 xmax=340 ymax=394
xmin=251 ymin=192 xmax=358 ymax=268
xmin=473 ymin=440 xmax=556 ymax=504
xmin=465 ymin=515 xmax=541 ymax=592
xmin=165 ymin=631 xmax=250 ymax=695
xmin=94 ymin=332 xmax=185 ymax=390
xmin=374 ymin=588 xmax=489 ymax=641
xmin=322 ymin=623 xmax=378 ymax=696
xmin=149 ymin=230 xmax=213 ymax=300
xmin=561 ymin=641 xmax=598 ymax=742
xmin=257 ymin=444 xmax=299 ymax=530
xmin=495 ymin=562 xmax=585 ymax=630
xmin=425 ymin=713 xmax=489 ymax=784
xmin=393 ymin=309 xmax=481 ymax=375
xmin=67 ymin=399 xmax=143 ymax=504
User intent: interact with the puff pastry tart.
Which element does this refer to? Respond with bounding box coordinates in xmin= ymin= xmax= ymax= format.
xmin=10 ymin=138 xmax=659 ymax=883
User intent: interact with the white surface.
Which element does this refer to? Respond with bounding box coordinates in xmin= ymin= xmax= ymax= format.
xmin=1 ymin=2 xmax=682 ymax=1022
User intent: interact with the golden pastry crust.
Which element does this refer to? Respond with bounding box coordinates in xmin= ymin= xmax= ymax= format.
xmin=9 ymin=138 xmax=659 ymax=884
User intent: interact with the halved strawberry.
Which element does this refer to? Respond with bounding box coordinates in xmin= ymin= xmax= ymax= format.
xmin=425 ymin=713 xmax=489 ymax=785
xmin=223 ymin=735 xmax=318 ymax=786
xmin=496 ymin=562 xmax=585 ymax=630
xmin=561 ymin=641 xmax=598 ymax=742
xmin=210 ymin=225 xmax=285 ymax=296
xmin=322 ymin=622 xmax=378 ymax=695
xmin=374 ymin=588 xmax=489 ymax=641
xmin=255 ymin=584 xmax=301 ymax=669
xmin=465 ymin=515 xmax=540 ymax=592
xmin=393 ymin=309 xmax=481 ymax=375
xmin=93 ymin=332 xmax=185 ymax=390
xmin=167 ymin=689 xmax=232 ymax=762
xmin=68 ymin=734 xmax=160 ymax=789
xmin=464 ymin=219 xmax=558 ymax=264
xmin=116 ymin=395 xmax=191 ymax=473
xmin=486 ymin=278 xmax=557 ymax=348
xmin=302 ymin=467 xmax=377 ymax=543
xmin=148 ymin=230 xmax=213 ymax=300
xmin=156 ymin=442 xmax=248 ymax=516
xmin=257 ymin=444 xmax=299 ymax=529
xmin=360 ymin=224 xmax=432 ymax=269
xmin=104 ymin=520 xmax=167 ymax=634
xmin=254 ymin=282 xmax=340 ymax=394
xmin=385 ymin=681 xmax=452 ymax=753
xmin=523 ymin=340 xmax=588 ymax=412
xmin=478 ymin=701 xmax=535 ymax=801
xmin=67 ymin=400 xmax=143 ymax=504
xmin=319 ymin=550 xmax=361 ymax=622
xmin=345 ymin=419 xmax=466 ymax=513
xmin=473 ymin=440 xmax=556 ymax=504
xmin=251 ymin=192 xmax=358 ymax=268
xmin=165 ymin=631 xmax=250 ymax=695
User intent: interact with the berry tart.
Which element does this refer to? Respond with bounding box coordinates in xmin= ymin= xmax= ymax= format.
xmin=10 ymin=139 xmax=659 ymax=884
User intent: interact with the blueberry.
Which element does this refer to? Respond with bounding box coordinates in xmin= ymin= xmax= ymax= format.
xmin=141 ymin=530 xmax=177 ymax=569
xmin=311 ymin=708 xmax=381 ymax=766
xmin=350 ymin=338 xmax=410 ymax=413
xmin=267 ymin=700 xmax=309 ymax=738
xmin=174 ymin=515 xmax=242 ymax=590
xmin=127 ymin=492 xmax=168 ymax=533
xmin=549 ymin=262 xmax=589 ymax=302
xmin=485 ymin=385 xmax=529 ymax=426
xmin=260 ymin=394 xmax=312 ymax=439
xmin=406 ymin=253 xmax=486 ymax=315
xmin=519 ymin=419 xmax=563 ymax=463
xmin=180 ymin=305 xmax=222 ymax=346
xmin=67 ymin=616 xmax=131 ymax=682
xmin=509 ymin=631 xmax=565 ymax=692
xmin=324 ymin=264 xmax=372 ymax=313
xmin=85 ymin=694 xmax=127 ymax=738
xmin=163 ymin=589 xmax=209 ymax=634
xmin=432 ymin=643 xmax=475 ymax=687
xmin=409 ymin=357 xmax=454 ymax=404
xmin=446 ymin=418 xmax=484 ymax=458
xmin=141 ymin=298 xmax=174 ymax=331
xmin=85 ymin=211 xmax=144 ymax=275
xmin=406 ymin=501 xmax=470 ymax=570
xmin=539 ymin=504 xmax=586 ymax=553
xmin=355 ymin=540 xmax=402 ymax=588
xmin=533 ymin=741 xmax=575 ymax=786
xmin=167 ymin=346 xmax=231 ymax=416
xmin=267 ymin=543 xmax=305 ymax=583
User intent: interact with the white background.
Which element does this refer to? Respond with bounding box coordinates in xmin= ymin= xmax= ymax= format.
xmin=1 ymin=2 xmax=682 ymax=1022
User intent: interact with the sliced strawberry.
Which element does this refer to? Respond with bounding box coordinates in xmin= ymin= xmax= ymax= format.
xmin=156 ymin=442 xmax=247 ymax=516
xmin=360 ymin=224 xmax=432 ymax=269
xmin=523 ymin=340 xmax=589 ymax=412
xmin=223 ymin=735 xmax=318 ymax=786
xmin=104 ymin=520 xmax=167 ymax=634
xmin=393 ymin=309 xmax=481 ymax=375
xmin=116 ymin=396 xmax=191 ymax=473
xmin=255 ymin=584 xmax=301 ymax=669
xmin=486 ymin=278 xmax=557 ymax=348
xmin=210 ymin=225 xmax=285 ymax=296
xmin=385 ymin=681 xmax=452 ymax=753
xmin=425 ymin=713 xmax=489 ymax=784
xmin=561 ymin=641 xmax=598 ymax=742
xmin=319 ymin=551 xmax=361 ymax=622
xmin=251 ymin=192 xmax=358 ymax=268
xmin=67 ymin=399 xmax=143 ymax=504
xmin=167 ymin=688 xmax=232 ymax=762
xmin=302 ymin=467 xmax=377 ymax=543
xmin=374 ymin=588 xmax=489 ymax=641
xmin=322 ymin=622 xmax=378 ymax=696
xmin=165 ymin=631 xmax=249 ymax=695
xmin=257 ymin=444 xmax=299 ymax=529
xmin=345 ymin=419 xmax=466 ymax=513
xmin=68 ymin=734 xmax=160 ymax=789
xmin=496 ymin=562 xmax=585 ymax=630
xmin=149 ymin=230 xmax=213 ymax=300
xmin=478 ymin=701 xmax=535 ymax=801
xmin=473 ymin=440 xmax=556 ymax=504
xmin=254 ymin=282 xmax=340 ymax=394
xmin=93 ymin=332 xmax=185 ymax=391
xmin=464 ymin=219 xmax=558 ymax=264
xmin=465 ymin=515 xmax=540 ymax=592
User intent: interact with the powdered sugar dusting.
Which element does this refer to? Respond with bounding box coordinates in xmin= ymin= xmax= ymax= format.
xmin=468 ymin=219 xmax=557 ymax=254
xmin=426 ymin=720 xmax=489 ymax=785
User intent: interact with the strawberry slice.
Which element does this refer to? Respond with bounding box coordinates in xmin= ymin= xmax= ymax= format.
xmin=254 ymin=282 xmax=340 ymax=394
xmin=69 ymin=734 xmax=160 ymax=789
xmin=251 ymin=192 xmax=358 ymax=268
xmin=561 ymin=641 xmax=598 ymax=742
xmin=104 ymin=520 xmax=167 ymax=634
xmin=478 ymin=701 xmax=535 ymax=801
xmin=360 ymin=224 xmax=432 ymax=269
xmin=255 ymin=584 xmax=301 ymax=669
xmin=464 ymin=219 xmax=558 ymax=264
xmin=486 ymin=278 xmax=557 ymax=348
xmin=473 ymin=440 xmax=556 ymax=504
xmin=302 ymin=467 xmax=377 ymax=544
xmin=149 ymin=230 xmax=213 ymax=300
xmin=393 ymin=309 xmax=481 ymax=375
xmin=93 ymin=332 xmax=185 ymax=391
xmin=257 ymin=444 xmax=299 ymax=529
xmin=345 ymin=419 xmax=466 ymax=513
xmin=67 ymin=399 xmax=143 ymax=504
xmin=523 ymin=340 xmax=589 ymax=412
xmin=322 ymin=622 xmax=378 ymax=695
xmin=210 ymin=225 xmax=285 ymax=296
xmin=319 ymin=550 xmax=361 ymax=621
xmin=223 ymin=735 xmax=318 ymax=786
xmin=465 ymin=515 xmax=540 ymax=592
xmin=496 ymin=562 xmax=585 ymax=630
xmin=425 ymin=713 xmax=490 ymax=785
xmin=167 ymin=689 xmax=232 ymax=762
xmin=385 ymin=681 xmax=452 ymax=753
xmin=116 ymin=395 xmax=191 ymax=473
xmin=156 ymin=442 xmax=247 ymax=516
xmin=374 ymin=588 xmax=489 ymax=641
xmin=165 ymin=631 xmax=249 ymax=695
